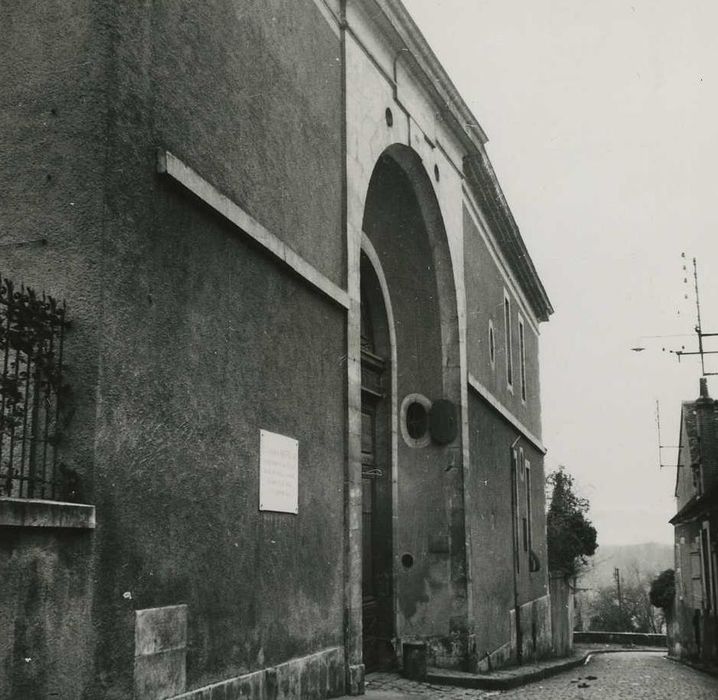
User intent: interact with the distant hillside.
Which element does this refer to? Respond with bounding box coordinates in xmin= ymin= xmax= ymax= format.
xmin=577 ymin=542 xmax=673 ymax=592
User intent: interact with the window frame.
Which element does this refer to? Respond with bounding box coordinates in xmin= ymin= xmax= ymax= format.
xmin=488 ymin=319 xmax=496 ymax=369
xmin=503 ymin=290 xmax=513 ymax=392
xmin=518 ymin=314 xmax=527 ymax=403
xmin=701 ymin=522 xmax=713 ymax=611
xmin=525 ymin=460 xmax=533 ymax=558
xmin=511 ymin=446 xmax=520 ymax=573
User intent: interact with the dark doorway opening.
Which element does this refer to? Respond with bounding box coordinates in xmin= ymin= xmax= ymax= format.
xmin=360 ymin=253 xmax=394 ymax=671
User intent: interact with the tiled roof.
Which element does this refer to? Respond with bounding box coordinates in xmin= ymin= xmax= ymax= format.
xmin=670 ymin=481 xmax=718 ymax=524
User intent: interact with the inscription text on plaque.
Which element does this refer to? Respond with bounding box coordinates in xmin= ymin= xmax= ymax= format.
xmin=259 ymin=430 xmax=299 ymax=514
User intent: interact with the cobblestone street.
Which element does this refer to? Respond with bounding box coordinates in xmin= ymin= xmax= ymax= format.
xmin=361 ymin=652 xmax=718 ymax=699
xmin=364 ymin=672 xmax=497 ymax=698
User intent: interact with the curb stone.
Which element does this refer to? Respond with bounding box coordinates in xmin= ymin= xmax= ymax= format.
xmin=424 ymin=647 xmax=664 ymax=691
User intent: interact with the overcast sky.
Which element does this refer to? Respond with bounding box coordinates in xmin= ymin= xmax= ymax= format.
xmin=403 ymin=0 xmax=718 ymax=546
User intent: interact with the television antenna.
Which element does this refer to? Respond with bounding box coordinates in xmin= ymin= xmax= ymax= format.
xmin=667 ymin=256 xmax=718 ymax=376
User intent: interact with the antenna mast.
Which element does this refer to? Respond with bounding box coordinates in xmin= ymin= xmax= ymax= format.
xmin=671 ymin=257 xmax=718 ymax=376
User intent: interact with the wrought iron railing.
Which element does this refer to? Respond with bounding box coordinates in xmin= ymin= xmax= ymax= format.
xmin=0 ymin=276 xmax=67 ymax=500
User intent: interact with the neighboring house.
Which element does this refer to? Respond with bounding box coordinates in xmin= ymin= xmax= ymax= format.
xmin=670 ymin=378 xmax=718 ymax=666
xmin=0 ymin=1 xmax=553 ymax=698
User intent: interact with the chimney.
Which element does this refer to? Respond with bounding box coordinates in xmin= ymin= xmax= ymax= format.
xmin=699 ymin=377 xmax=710 ymax=400
xmin=696 ymin=377 xmax=717 ymax=493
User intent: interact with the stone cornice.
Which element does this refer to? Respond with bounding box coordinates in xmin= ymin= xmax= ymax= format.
xmin=468 ymin=373 xmax=546 ymax=454
xmin=371 ymin=0 xmax=489 ymax=148
xmin=366 ymin=0 xmax=554 ymax=323
xmin=464 ymin=153 xmax=554 ymax=322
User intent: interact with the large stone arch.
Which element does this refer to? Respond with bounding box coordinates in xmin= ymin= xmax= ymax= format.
xmin=348 ymin=143 xmax=468 ymax=674
xmin=364 ymin=144 xmax=461 ymax=403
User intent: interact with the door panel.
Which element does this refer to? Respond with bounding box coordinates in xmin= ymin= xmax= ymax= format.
xmin=361 ymin=379 xmax=394 ymax=670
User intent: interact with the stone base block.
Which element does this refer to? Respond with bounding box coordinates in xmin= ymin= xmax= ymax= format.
xmin=345 ymin=663 xmax=364 ymax=696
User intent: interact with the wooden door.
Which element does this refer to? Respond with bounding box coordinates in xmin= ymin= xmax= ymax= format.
xmin=361 ymin=350 xmax=394 ymax=670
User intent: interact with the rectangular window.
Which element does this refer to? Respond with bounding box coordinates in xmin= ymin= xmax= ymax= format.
xmin=488 ymin=319 xmax=496 ymax=368
xmin=525 ymin=461 xmax=533 ymax=556
xmin=518 ymin=316 xmax=527 ymax=402
xmin=504 ymin=292 xmax=513 ymax=389
xmin=701 ymin=524 xmax=712 ymax=611
xmin=690 ymin=539 xmax=704 ymax=608
xmin=511 ymin=447 xmax=520 ymax=573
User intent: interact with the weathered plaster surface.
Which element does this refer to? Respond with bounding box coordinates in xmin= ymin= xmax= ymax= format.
xmin=152 ymin=0 xmax=344 ymax=287
xmin=93 ymin=1 xmax=346 ymax=696
xmin=157 ymin=150 xmax=349 ymax=310
xmin=464 ymin=206 xmax=543 ymax=438
xmin=170 ymin=646 xmax=345 ymax=700
xmin=0 ymin=0 xmax=554 ymax=694
xmin=0 ymin=1 xmax=107 ymax=697
xmin=344 ymin=0 xmax=550 ymax=672
xmin=2 ymin=1 xmax=347 ymax=697
xmin=0 ymin=528 xmax=95 ymax=699
xmin=467 ymin=393 xmax=549 ymax=668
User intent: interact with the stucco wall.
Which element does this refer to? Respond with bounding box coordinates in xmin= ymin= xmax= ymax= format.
xmin=518 ymin=445 xmax=549 ymax=607
xmin=1 ymin=0 xmax=347 ymax=697
xmin=151 ymin=0 xmax=344 ymax=287
xmin=467 ymin=394 xmax=515 ymax=659
xmin=1 ymin=0 xmax=557 ymax=692
xmin=467 ymin=392 xmax=549 ymax=667
xmin=463 ymin=206 xmax=542 ymax=438
xmin=0 ymin=530 xmax=95 ymax=699
xmin=673 ymin=519 xmax=718 ymax=665
xmin=0 ymin=2 xmax=109 ymax=697
xmin=91 ymin=181 xmax=347 ymax=696
xmin=0 ymin=0 xmax=106 ymax=501
xmin=92 ymin=120 xmax=347 ymax=700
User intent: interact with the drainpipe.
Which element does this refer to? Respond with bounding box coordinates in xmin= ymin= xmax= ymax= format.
xmin=510 ymin=436 xmax=522 ymax=664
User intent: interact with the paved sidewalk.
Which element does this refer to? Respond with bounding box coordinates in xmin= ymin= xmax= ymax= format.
xmin=362 ymin=674 xmax=495 ymax=698
xmin=665 ymin=654 xmax=718 ymax=679
xmin=351 ymin=644 xmax=668 ymax=698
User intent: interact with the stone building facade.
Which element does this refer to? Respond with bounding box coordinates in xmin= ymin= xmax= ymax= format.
xmin=670 ymin=378 xmax=718 ymax=667
xmin=0 ymin=1 xmax=553 ymax=698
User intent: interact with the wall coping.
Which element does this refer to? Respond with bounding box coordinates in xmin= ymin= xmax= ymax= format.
xmin=467 ymin=373 xmax=546 ymax=454
xmin=574 ymin=631 xmax=667 ymax=647
xmin=0 ymin=497 xmax=96 ymax=529
xmin=156 ymin=149 xmax=350 ymax=311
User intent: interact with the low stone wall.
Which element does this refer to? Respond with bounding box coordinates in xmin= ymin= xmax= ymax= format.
xmin=169 ymin=647 xmax=345 ymax=700
xmin=549 ymin=575 xmax=573 ymax=657
xmin=574 ymin=631 xmax=667 ymax=647
xmin=519 ymin=594 xmax=553 ymax=661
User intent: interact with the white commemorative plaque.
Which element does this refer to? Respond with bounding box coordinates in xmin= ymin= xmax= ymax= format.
xmin=259 ymin=429 xmax=299 ymax=514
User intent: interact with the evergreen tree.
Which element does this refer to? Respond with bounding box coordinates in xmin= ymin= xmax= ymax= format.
xmin=546 ymin=467 xmax=598 ymax=576
xmin=649 ymin=569 xmax=675 ymax=611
